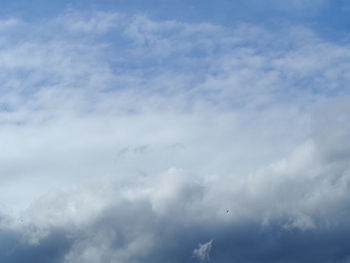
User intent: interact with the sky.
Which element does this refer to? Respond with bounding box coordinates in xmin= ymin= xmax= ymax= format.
xmin=0 ymin=1 xmax=350 ymax=262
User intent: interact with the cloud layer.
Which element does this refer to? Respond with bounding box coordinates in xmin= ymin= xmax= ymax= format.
xmin=0 ymin=10 xmax=349 ymax=263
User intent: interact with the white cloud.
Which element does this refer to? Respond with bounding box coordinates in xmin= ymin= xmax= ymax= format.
xmin=0 ymin=11 xmax=342 ymax=207
xmin=193 ymin=240 xmax=213 ymax=261
xmin=55 ymin=11 xmax=122 ymax=34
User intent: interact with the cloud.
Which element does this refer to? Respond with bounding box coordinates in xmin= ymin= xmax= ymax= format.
xmin=0 ymin=9 xmax=348 ymax=263
xmin=193 ymin=240 xmax=213 ymax=261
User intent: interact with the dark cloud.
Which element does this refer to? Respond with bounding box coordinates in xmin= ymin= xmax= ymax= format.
xmin=0 ymin=229 xmax=72 ymax=263
xmin=3 ymin=210 xmax=350 ymax=262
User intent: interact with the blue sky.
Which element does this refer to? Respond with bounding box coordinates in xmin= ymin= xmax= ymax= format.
xmin=0 ymin=1 xmax=350 ymax=263
xmin=2 ymin=0 xmax=350 ymax=40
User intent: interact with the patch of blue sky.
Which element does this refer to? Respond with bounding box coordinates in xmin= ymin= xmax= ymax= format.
xmin=1 ymin=0 xmax=349 ymax=40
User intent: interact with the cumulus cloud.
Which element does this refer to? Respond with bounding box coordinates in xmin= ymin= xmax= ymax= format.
xmin=0 ymin=9 xmax=349 ymax=263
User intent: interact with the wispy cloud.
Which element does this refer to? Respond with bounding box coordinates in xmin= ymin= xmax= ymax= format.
xmin=193 ymin=240 xmax=213 ymax=261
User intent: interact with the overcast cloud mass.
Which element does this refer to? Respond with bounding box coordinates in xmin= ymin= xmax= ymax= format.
xmin=0 ymin=1 xmax=350 ymax=262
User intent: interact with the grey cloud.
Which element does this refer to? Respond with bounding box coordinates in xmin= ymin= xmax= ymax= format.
xmin=4 ymin=195 xmax=350 ymax=263
xmin=0 ymin=229 xmax=72 ymax=263
xmin=3 ymin=112 xmax=350 ymax=262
